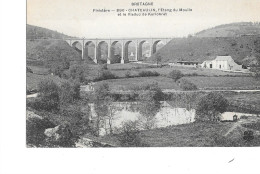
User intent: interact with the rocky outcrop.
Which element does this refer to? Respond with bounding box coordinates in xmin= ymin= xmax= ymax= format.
xmin=26 ymin=110 xmax=43 ymax=120
xmin=44 ymin=125 xmax=77 ymax=147
xmin=76 ymin=138 xmax=115 ymax=147
xmin=44 ymin=125 xmax=73 ymax=141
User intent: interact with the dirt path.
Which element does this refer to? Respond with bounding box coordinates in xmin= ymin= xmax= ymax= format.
xmin=224 ymin=122 xmax=241 ymax=137
xmin=26 ymin=93 xmax=38 ymax=98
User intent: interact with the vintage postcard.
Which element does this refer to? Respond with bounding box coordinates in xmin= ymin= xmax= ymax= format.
xmin=1 ymin=0 xmax=260 ymax=174
xmin=26 ymin=0 xmax=260 ymax=149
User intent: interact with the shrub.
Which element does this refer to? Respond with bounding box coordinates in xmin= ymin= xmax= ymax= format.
xmin=94 ymin=83 xmax=110 ymax=100
xmin=125 ymin=70 xmax=131 ymax=78
xmin=117 ymin=121 xmax=146 ymax=147
xmin=195 ymin=92 xmax=229 ymax=122
xmin=59 ymin=80 xmax=80 ymax=105
xmin=191 ymin=72 xmax=198 ymax=76
xmin=52 ymin=65 xmax=64 ymax=77
xmin=100 ymin=63 xmax=108 ymax=70
xmin=96 ymin=70 xmax=117 ymax=81
xmin=61 ymin=69 xmax=70 ymax=79
xmin=111 ymin=55 xmax=121 ymax=64
xmin=26 ymin=67 xmax=33 ymax=73
xmin=139 ymin=82 xmax=164 ymax=101
xmin=26 ymin=117 xmax=55 ymax=146
xmin=59 ymin=105 xmax=84 ymax=125
xmin=60 ymin=104 xmax=83 ymax=117
xmin=37 ymin=79 xmax=60 ymax=111
xmin=69 ymin=64 xmax=85 ymax=83
xmin=62 ymin=58 xmax=70 ymax=70
xmin=70 ymin=80 xmax=81 ymax=100
xmin=138 ymin=70 xmax=160 ymax=77
xmin=59 ymin=81 xmax=74 ymax=104
xmin=168 ymin=70 xmax=183 ymax=82
xmin=155 ymin=53 xmax=162 ymax=67
xmin=50 ymin=59 xmax=70 ymax=77
xmin=242 ymin=121 xmax=260 ymax=131
xmin=212 ymin=133 xmax=241 ymax=147
xmin=180 ymin=79 xmax=198 ymax=91
xmin=44 ymin=124 xmax=79 ymax=147
xmin=250 ymin=67 xmax=260 ymax=79
xmin=137 ymin=90 xmax=161 ymax=129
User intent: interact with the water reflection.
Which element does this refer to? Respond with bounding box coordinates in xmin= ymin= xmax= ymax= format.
xmin=89 ymin=101 xmax=196 ymax=136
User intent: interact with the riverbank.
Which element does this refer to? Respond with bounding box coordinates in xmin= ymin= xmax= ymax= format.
xmin=84 ymin=117 xmax=260 ymax=147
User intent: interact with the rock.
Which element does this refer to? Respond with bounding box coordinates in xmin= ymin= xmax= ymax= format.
xmin=26 ymin=111 xmax=43 ymax=120
xmin=76 ymin=137 xmax=114 ymax=147
xmin=44 ymin=125 xmax=61 ymax=140
xmin=43 ymin=125 xmax=77 ymax=147
xmin=44 ymin=125 xmax=73 ymax=140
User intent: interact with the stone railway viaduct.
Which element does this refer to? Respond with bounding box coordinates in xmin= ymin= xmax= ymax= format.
xmin=65 ymin=37 xmax=171 ymax=64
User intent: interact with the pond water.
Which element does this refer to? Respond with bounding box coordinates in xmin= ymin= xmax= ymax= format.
xmin=88 ymin=101 xmax=259 ymax=136
xmin=89 ymin=101 xmax=196 ymax=136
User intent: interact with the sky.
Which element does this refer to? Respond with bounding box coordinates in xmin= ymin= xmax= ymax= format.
xmin=27 ymin=0 xmax=260 ymax=38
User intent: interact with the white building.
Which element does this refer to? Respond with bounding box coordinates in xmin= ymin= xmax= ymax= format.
xmin=201 ymin=56 xmax=242 ymax=71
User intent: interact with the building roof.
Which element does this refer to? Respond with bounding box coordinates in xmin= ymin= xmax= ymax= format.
xmin=203 ymin=60 xmax=212 ymax=63
xmin=215 ymin=56 xmax=234 ymax=62
xmin=177 ymin=61 xmax=199 ymax=63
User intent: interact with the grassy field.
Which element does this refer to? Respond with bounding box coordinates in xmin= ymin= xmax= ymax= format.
xmin=94 ymin=75 xmax=260 ymax=90
xmin=27 ymin=66 xmax=50 ymax=75
xmin=183 ymin=76 xmax=260 ymax=89
xmin=26 ymin=72 xmax=66 ymax=90
xmin=138 ymin=122 xmax=232 ymax=147
xmin=94 ymin=76 xmax=180 ymax=91
xmin=108 ymin=63 xmax=250 ymax=77
xmin=107 ymin=63 xmax=156 ymax=70
xmin=225 ymin=92 xmax=260 ymax=106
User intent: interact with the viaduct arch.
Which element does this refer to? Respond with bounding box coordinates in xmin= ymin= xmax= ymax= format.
xmin=66 ymin=37 xmax=171 ymax=64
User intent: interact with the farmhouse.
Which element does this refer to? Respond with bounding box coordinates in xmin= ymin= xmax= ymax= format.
xmin=201 ymin=56 xmax=243 ymax=71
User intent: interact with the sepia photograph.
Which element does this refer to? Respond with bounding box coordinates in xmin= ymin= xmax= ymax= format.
xmin=1 ymin=0 xmax=260 ymax=173
xmin=25 ymin=0 xmax=260 ymax=148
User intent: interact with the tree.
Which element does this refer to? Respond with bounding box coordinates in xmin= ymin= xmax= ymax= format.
xmin=180 ymin=79 xmax=198 ymax=91
xmin=104 ymin=96 xmax=117 ymax=134
xmin=251 ymin=39 xmax=260 ymax=79
xmin=103 ymin=96 xmax=125 ymax=135
xmin=59 ymin=80 xmax=80 ymax=105
xmin=69 ymin=64 xmax=86 ymax=83
xmin=168 ymin=70 xmax=183 ymax=82
xmin=44 ymin=124 xmax=79 ymax=147
xmin=137 ymin=90 xmax=161 ymax=129
xmin=155 ymin=53 xmax=162 ymax=67
xmin=125 ymin=71 xmax=131 ymax=78
xmin=59 ymin=81 xmax=74 ymax=104
xmin=92 ymin=83 xmax=111 ymax=136
xmin=96 ymin=70 xmax=117 ymax=81
xmin=94 ymin=83 xmax=110 ymax=100
xmin=93 ymin=100 xmax=108 ymax=136
xmin=250 ymin=67 xmax=260 ymax=79
xmin=117 ymin=121 xmax=145 ymax=147
xmin=53 ymin=65 xmax=63 ymax=78
xmin=139 ymin=82 xmax=164 ymax=101
xmin=195 ymin=92 xmax=229 ymax=122
xmin=26 ymin=117 xmax=55 ymax=146
xmin=37 ymin=79 xmax=60 ymax=111
xmin=62 ymin=57 xmax=70 ymax=70
xmin=70 ymin=79 xmax=81 ymax=100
